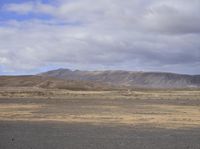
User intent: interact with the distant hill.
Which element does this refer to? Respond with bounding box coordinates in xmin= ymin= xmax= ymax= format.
xmin=39 ymin=68 xmax=200 ymax=88
xmin=1 ymin=69 xmax=199 ymax=90
xmin=0 ymin=75 xmax=115 ymax=90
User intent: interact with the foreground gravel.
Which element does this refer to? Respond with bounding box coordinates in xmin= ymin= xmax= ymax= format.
xmin=0 ymin=121 xmax=200 ymax=149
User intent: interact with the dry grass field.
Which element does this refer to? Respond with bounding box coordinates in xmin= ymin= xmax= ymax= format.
xmin=0 ymin=87 xmax=200 ymax=128
xmin=0 ymin=87 xmax=200 ymax=149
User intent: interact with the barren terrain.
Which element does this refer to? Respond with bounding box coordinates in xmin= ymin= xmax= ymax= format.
xmin=0 ymin=88 xmax=200 ymax=149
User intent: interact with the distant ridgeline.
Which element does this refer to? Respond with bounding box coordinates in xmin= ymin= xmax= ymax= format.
xmin=0 ymin=69 xmax=200 ymax=89
xmin=39 ymin=68 xmax=200 ymax=89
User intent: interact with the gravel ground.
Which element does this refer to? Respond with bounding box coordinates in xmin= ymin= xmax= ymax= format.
xmin=0 ymin=121 xmax=200 ymax=149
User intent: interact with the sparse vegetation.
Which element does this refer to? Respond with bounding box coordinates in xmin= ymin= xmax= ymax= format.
xmin=0 ymin=87 xmax=200 ymax=129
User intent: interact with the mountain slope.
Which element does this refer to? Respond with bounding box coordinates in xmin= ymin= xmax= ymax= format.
xmin=39 ymin=69 xmax=200 ymax=88
xmin=0 ymin=75 xmax=115 ymax=90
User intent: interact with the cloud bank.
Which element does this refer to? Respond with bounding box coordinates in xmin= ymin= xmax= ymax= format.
xmin=0 ymin=0 xmax=200 ymax=74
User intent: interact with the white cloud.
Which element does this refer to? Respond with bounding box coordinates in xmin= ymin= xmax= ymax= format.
xmin=3 ymin=2 xmax=34 ymax=14
xmin=0 ymin=0 xmax=200 ymax=74
xmin=141 ymin=0 xmax=200 ymax=34
xmin=3 ymin=1 xmax=55 ymax=15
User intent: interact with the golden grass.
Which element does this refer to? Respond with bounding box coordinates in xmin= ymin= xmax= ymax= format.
xmin=0 ymin=103 xmax=200 ymax=129
xmin=0 ymin=88 xmax=200 ymax=129
xmin=0 ymin=87 xmax=200 ymax=100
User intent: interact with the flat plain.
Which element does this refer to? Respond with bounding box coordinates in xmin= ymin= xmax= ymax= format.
xmin=0 ymin=88 xmax=200 ymax=149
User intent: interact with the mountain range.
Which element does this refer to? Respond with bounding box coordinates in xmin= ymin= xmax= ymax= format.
xmin=39 ymin=68 xmax=200 ymax=89
xmin=0 ymin=68 xmax=200 ymax=89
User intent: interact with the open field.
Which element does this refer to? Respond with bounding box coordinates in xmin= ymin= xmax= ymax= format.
xmin=0 ymin=88 xmax=200 ymax=149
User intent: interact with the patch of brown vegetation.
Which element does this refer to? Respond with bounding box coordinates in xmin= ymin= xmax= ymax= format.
xmin=0 ymin=76 xmax=118 ymax=91
xmin=0 ymin=89 xmax=200 ymax=129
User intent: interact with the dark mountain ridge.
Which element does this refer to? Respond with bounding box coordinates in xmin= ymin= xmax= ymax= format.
xmin=39 ymin=68 xmax=200 ymax=88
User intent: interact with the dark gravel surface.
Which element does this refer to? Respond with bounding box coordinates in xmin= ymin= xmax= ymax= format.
xmin=0 ymin=121 xmax=200 ymax=149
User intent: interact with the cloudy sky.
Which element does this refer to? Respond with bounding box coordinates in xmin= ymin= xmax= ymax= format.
xmin=0 ymin=0 xmax=200 ymax=75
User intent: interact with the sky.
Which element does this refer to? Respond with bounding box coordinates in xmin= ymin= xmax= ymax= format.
xmin=0 ymin=0 xmax=200 ymax=75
